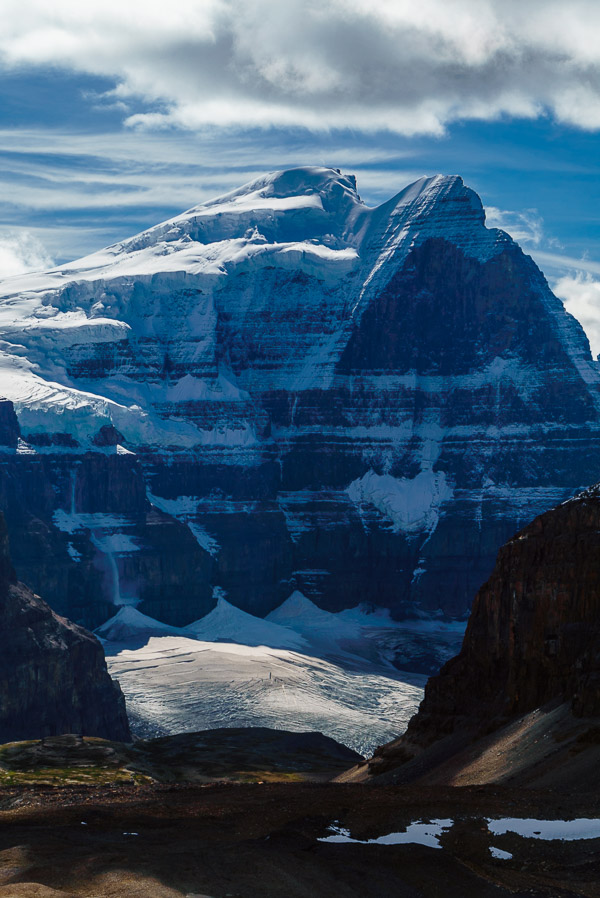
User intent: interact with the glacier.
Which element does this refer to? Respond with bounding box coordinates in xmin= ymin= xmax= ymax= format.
xmin=98 ymin=594 xmax=436 ymax=754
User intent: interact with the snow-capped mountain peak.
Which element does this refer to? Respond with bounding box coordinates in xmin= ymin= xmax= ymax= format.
xmin=0 ymin=167 xmax=598 ymax=630
xmin=197 ymin=165 xmax=361 ymax=211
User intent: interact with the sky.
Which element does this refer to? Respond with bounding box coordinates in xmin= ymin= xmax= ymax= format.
xmin=1 ymin=0 xmax=600 ymax=351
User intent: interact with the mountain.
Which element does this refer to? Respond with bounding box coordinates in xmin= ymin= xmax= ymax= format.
xmin=352 ymin=482 xmax=600 ymax=786
xmin=0 ymin=167 xmax=599 ymax=631
xmin=0 ymin=513 xmax=130 ymax=743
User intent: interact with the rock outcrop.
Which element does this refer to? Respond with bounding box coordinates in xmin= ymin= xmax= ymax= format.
xmin=364 ymin=483 xmax=600 ymax=779
xmin=1 ymin=168 xmax=600 ymax=631
xmin=0 ymin=514 xmax=131 ymax=743
xmin=0 ymin=397 xmax=20 ymax=448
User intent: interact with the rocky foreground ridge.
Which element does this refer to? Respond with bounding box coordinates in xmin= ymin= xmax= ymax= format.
xmin=359 ymin=484 xmax=600 ymax=784
xmin=1 ymin=167 xmax=600 ymax=630
xmin=0 ymin=513 xmax=130 ymax=743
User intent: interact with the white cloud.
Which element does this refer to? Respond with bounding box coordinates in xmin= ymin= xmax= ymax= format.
xmin=553 ymin=273 xmax=600 ymax=359
xmin=0 ymin=126 xmax=421 ymax=216
xmin=485 ymin=206 xmax=545 ymax=247
xmin=2 ymin=1 xmax=600 ymax=134
xmin=0 ymin=231 xmax=54 ymax=277
xmin=533 ymin=251 xmax=600 ymax=280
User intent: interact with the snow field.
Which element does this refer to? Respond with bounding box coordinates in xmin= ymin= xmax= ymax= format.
xmin=105 ymin=634 xmax=425 ymax=756
xmin=98 ymin=591 xmax=469 ymax=752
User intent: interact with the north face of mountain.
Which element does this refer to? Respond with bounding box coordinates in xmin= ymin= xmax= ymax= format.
xmin=0 ymin=168 xmax=598 ymax=630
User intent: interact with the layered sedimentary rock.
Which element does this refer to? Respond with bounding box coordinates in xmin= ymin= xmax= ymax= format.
xmin=366 ymin=483 xmax=600 ymax=777
xmin=0 ymin=168 xmax=599 ymax=628
xmin=0 ymin=514 xmax=130 ymax=742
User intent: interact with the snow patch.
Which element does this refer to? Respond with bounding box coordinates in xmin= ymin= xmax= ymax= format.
xmin=346 ymin=469 xmax=453 ymax=534
xmin=66 ymin=543 xmax=81 ymax=561
xmin=89 ymin=531 xmax=139 ymax=554
xmin=53 ymin=510 xmax=136 ymax=538
xmin=147 ymin=492 xmax=220 ymax=557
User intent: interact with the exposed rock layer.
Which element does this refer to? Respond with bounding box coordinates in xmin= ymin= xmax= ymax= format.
xmin=0 ymin=514 xmax=130 ymax=743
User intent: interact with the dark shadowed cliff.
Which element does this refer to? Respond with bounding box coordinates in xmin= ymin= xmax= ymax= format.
xmin=0 ymin=513 xmax=130 ymax=743
xmin=354 ymin=483 xmax=600 ymax=784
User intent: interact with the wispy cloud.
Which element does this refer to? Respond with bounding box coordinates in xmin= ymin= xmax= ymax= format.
xmin=0 ymin=125 xmax=424 ymax=260
xmin=2 ymin=2 xmax=600 ymax=135
xmin=483 ymin=205 xmax=600 ymax=283
xmin=534 ymin=251 xmax=600 ymax=279
xmin=485 ymin=206 xmax=546 ymax=247
xmin=0 ymin=229 xmax=53 ymax=277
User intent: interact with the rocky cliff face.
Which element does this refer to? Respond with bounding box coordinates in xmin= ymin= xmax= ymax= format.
xmin=0 ymin=514 xmax=130 ymax=743
xmin=367 ymin=483 xmax=600 ymax=776
xmin=0 ymin=168 xmax=599 ymax=630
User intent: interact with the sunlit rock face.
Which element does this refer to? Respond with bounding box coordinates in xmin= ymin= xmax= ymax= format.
xmin=0 ymin=167 xmax=599 ymax=628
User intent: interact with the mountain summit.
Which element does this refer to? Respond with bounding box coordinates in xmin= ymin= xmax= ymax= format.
xmin=0 ymin=168 xmax=598 ymax=631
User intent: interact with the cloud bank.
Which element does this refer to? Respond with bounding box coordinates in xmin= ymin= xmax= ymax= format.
xmin=2 ymin=1 xmax=600 ymax=134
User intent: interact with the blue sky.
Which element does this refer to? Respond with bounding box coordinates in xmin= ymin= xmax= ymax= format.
xmin=1 ymin=1 xmax=600 ymax=351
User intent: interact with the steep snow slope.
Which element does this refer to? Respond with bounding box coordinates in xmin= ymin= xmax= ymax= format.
xmin=0 ymin=166 xmax=599 ymax=628
xmin=96 ymin=606 xmax=189 ymax=642
xmin=96 ymin=592 xmax=462 ymax=672
xmin=267 ymin=591 xmax=359 ymax=640
xmin=185 ymin=594 xmax=308 ymax=651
